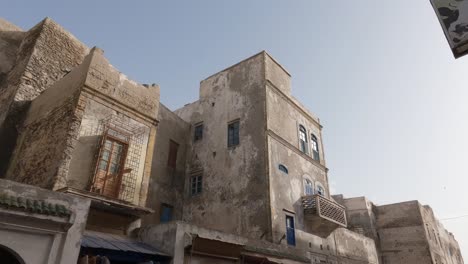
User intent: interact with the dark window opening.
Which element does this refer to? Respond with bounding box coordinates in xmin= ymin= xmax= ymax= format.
xmin=194 ymin=123 xmax=203 ymax=141
xmin=160 ymin=203 xmax=173 ymax=223
xmin=0 ymin=245 xmax=24 ymax=264
xmin=299 ymin=125 xmax=308 ymax=154
xmin=190 ymin=174 xmax=203 ymax=196
xmin=286 ymin=215 xmax=296 ymax=246
xmin=317 ymin=185 xmax=325 ymax=196
xmin=311 ymin=134 xmax=320 ymax=161
xmin=228 ymin=120 xmax=240 ymax=147
xmin=91 ymin=130 xmax=129 ymax=199
xmin=167 ymin=140 xmax=179 ymax=168
xmin=278 ymin=164 xmax=289 ymax=174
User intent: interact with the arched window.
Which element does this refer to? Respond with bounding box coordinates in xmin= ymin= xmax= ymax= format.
xmin=311 ymin=134 xmax=320 ymax=161
xmin=278 ymin=164 xmax=288 ymax=174
xmin=299 ymin=125 xmax=308 ymax=154
xmin=304 ymin=179 xmax=314 ymax=195
xmin=317 ymin=184 xmax=325 ymax=196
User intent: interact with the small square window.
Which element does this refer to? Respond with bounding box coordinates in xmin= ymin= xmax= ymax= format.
xmin=194 ymin=123 xmax=203 ymax=141
xmin=228 ymin=120 xmax=240 ymax=147
xmin=190 ymin=174 xmax=203 ymax=196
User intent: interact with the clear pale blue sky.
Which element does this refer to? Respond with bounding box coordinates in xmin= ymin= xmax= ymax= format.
xmin=4 ymin=0 xmax=468 ymax=258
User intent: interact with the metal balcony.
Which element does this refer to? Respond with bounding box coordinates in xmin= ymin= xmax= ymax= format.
xmin=302 ymin=194 xmax=347 ymax=238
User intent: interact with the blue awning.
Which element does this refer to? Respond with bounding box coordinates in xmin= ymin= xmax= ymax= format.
xmin=80 ymin=231 xmax=170 ymax=262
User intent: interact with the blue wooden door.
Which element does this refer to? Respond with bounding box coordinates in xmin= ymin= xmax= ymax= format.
xmin=286 ymin=215 xmax=296 ymax=246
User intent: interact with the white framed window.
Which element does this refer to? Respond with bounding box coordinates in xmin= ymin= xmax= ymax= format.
xmin=311 ymin=134 xmax=320 ymax=161
xmin=299 ymin=125 xmax=308 ymax=154
xmin=304 ymin=179 xmax=314 ymax=195
xmin=190 ymin=174 xmax=203 ymax=196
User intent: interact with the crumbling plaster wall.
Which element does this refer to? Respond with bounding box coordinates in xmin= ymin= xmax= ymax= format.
xmin=68 ymin=99 xmax=151 ymax=203
xmin=264 ymin=53 xmax=332 ymax=247
xmin=144 ymin=103 xmax=190 ymax=225
xmin=340 ymin=197 xmax=379 ymax=241
xmin=420 ymin=205 xmax=464 ymax=264
xmin=140 ymin=222 xmax=249 ymax=264
xmin=0 ymin=179 xmax=90 ymax=264
xmin=376 ymin=201 xmax=465 ymax=264
xmin=333 ymin=228 xmax=380 ymax=264
xmin=375 ymin=201 xmax=433 ymax=264
xmin=6 ymin=46 xmax=159 ymax=209
xmin=139 ymin=222 xmax=378 ymax=264
xmin=268 ymin=139 xmax=329 ymax=244
xmin=67 ymin=47 xmax=159 ymax=207
xmin=174 ymin=52 xmax=271 ymax=240
xmin=5 ymin=54 xmax=88 ymax=189
xmin=0 ymin=17 xmax=88 ymax=176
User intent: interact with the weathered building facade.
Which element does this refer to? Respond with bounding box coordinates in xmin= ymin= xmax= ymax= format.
xmin=0 ymin=17 xmax=168 ymax=263
xmin=0 ymin=17 xmax=464 ymax=264
xmin=0 ymin=179 xmax=90 ymax=264
xmin=335 ymin=195 xmax=464 ymax=264
xmin=162 ymin=52 xmax=379 ymax=263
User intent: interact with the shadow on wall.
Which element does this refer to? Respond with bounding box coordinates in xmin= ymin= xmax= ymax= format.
xmin=0 ymin=101 xmax=31 ymax=177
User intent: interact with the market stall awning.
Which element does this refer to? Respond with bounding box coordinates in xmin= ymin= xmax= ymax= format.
xmin=80 ymin=231 xmax=170 ymax=263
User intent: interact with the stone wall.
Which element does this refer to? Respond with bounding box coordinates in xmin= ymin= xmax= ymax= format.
xmin=5 ymin=63 xmax=86 ymax=189
xmin=4 ymin=47 xmax=91 ymax=188
xmin=0 ymin=16 xmax=87 ymax=130
xmin=6 ymin=45 xmax=160 ymax=204
xmin=0 ymin=17 xmax=88 ymax=176
xmin=0 ymin=18 xmax=24 ymax=80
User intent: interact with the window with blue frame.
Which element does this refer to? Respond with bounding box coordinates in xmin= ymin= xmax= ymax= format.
xmin=160 ymin=204 xmax=173 ymax=223
xmin=286 ymin=215 xmax=296 ymax=246
xmin=278 ymin=164 xmax=288 ymax=174
xmin=228 ymin=120 xmax=240 ymax=147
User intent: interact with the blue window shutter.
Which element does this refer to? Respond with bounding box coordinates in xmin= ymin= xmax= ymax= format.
xmin=286 ymin=215 xmax=296 ymax=246
xmin=160 ymin=204 xmax=173 ymax=223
